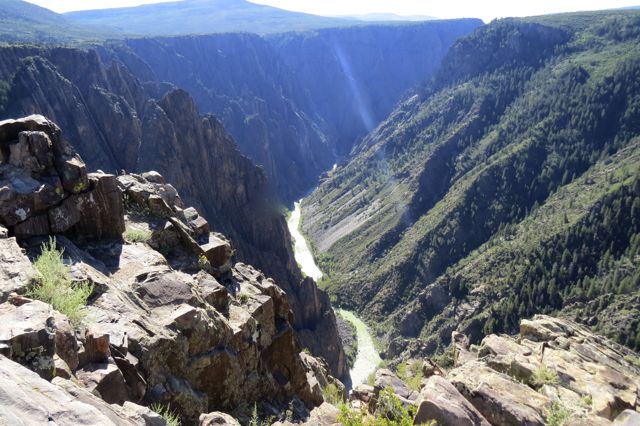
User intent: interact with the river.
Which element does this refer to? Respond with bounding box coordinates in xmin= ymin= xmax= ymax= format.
xmin=287 ymin=200 xmax=381 ymax=388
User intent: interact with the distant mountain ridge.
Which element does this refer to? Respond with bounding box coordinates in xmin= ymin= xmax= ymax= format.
xmin=0 ymin=0 xmax=113 ymax=42
xmin=340 ymin=13 xmax=437 ymax=22
xmin=64 ymin=0 xmax=362 ymax=36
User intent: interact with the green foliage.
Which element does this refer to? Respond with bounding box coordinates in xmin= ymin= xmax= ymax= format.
xmin=375 ymin=387 xmax=415 ymax=425
xmin=624 ymin=354 xmax=640 ymax=368
xmin=396 ymin=360 xmax=423 ymax=391
xmin=29 ymin=238 xmax=93 ymax=326
xmin=336 ymin=388 xmax=420 ymax=426
xmin=124 ymin=227 xmax=152 ymax=243
xmin=530 ymin=366 xmax=560 ymax=387
xmin=239 ymin=293 xmax=249 ymax=303
xmin=304 ymin=11 xmax=640 ymax=356
xmin=322 ymin=383 xmax=344 ymax=405
xmin=150 ymin=403 xmax=181 ymax=426
xmin=545 ymin=401 xmax=572 ymax=426
xmin=431 ymin=348 xmax=455 ymax=370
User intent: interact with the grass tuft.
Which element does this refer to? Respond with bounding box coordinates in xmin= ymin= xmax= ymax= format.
xmin=545 ymin=401 xmax=572 ymax=426
xmin=29 ymin=238 xmax=93 ymax=326
xmin=530 ymin=365 xmax=560 ymax=387
xmin=150 ymin=403 xmax=181 ymax=426
xmin=124 ymin=227 xmax=152 ymax=243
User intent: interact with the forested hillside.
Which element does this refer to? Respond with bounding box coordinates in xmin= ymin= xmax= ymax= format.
xmin=302 ymin=11 xmax=640 ymax=357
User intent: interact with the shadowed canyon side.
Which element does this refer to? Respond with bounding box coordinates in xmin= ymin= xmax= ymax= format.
xmin=103 ymin=19 xmax=482 ymax=203
xmin=303 ymin=11 xmax=640 ymax=359
xmin=0 ymin=45 xmax=346 ymax=378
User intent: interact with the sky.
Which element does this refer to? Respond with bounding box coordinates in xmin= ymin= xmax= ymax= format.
xmin=27 ymin=0 xmax=640 ymax=22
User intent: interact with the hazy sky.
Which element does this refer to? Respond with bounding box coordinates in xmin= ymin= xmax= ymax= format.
xmin=28 ymin=0 xmax=640 ymax=22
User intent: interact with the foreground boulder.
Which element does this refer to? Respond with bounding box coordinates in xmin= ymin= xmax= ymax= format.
xmin=0 ymin=355 xmax=163 ymax=425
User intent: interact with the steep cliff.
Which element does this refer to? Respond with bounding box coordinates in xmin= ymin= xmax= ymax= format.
xmin=302 ymin=12 xmax=640 ymax=357
xmin=0 ymin=48 xmax=347 ymax=378
xmin=269 ymin=19 xmax=483 ymax=157
xmin=105 ymin=20 xmax=482 ymax=202
xmin=0 ymin=115 xmax=344 ymax=425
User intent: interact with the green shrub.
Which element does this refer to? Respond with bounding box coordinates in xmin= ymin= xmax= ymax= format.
xmin=29 ymin=238 xmax=93 ymax=326
xmin=396 ymin=360 xmax=423 ymax=391
xmin=124 ymin=227 xmax=152 ymax=243
xmin=624 ymin=354 xmax=640 ymax=368
xmin=431 ymin=348 xmax=455 ymax=370
xmin=150 ymin=403 xmax=181 ymax=426
xmin=239 ymin=293 xmax=249 ymax=303
xmin=323 ymin=383 xmax=344 ymax=405
xmin=545 ymin=401 xmax=572 ymax=426
xmin=530 ymin=366 xmax=560 ymax=387
xmin=376 ymin=387 xmax=414 ymax=425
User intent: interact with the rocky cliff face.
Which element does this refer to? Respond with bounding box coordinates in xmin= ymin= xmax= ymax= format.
xmin=111 ymin=34 xmax=333 ymax=202
xmin=269 ymin=19 xmax=483 ymax=158
xmin=0 ymin=48 xmax=346 ymax=378
xmin=0 ymin=115 xmax=344 ymax=425
xmin=104 ymin=20 xmax=482 ymax=203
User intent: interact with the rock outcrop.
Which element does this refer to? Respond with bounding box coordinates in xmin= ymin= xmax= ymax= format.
xmin=0 ymin=116 xmax=342 ymax=425
xmin=342 ymin=315 xmax=640 ymax=426
xmin=0 ymin=47 xmax=347 ymax=378
xmin=416 ymin=316 xmax=640 ymax=426
xmin=0 ymin=354 xmax=164 ymax=425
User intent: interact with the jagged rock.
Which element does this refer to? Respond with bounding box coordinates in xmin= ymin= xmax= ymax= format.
xmin=79 ymin=325 xmax=111 ymax=366
xmin=374 ymin=368 xmax=419 ymax=403
xmin=73 ymin=172 xmax=125 ymax=240
xmin=196 ymin=271 xmax=229 ymax=312
xmin=0 ymin=116 xmax=124 ymax=241
xmin=49 ymin=195 xmax=82 ymax=233
xmin=0 ymin=300 xmax=55 ymax=379
xmin=351 ymin=384 xmax=376 ymax=404
xmin=0 ymin=236 xmax=37 ymax=302
xmin=199 ymin=412 xmax=240 ymax=425
xmin=201 ymin=234 xmax=233 ymax=268
xmin=75 ymin=359 xmax=129 ymax=405
xmin=414 ymin=375 xmax=490 ymax=426
xmin=53 ymin=311 xmax=79 ymax=371
xmin=0 ymin=354 xmax=158 ymax=425
xmin=449 ymin=360 xmax=549 ymax=426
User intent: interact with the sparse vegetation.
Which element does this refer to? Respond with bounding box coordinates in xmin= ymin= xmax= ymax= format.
xmin=322 ymin=383 xmax=344 ymax=405
xmin=530 ymin=366 xmax=560 ymax=387
xmin=545 ymin=401 xmax=572 ymax=426
xmin=396 ymin=360 xmax=423 ymax=391
xmin=239 ymin=293 xmax=249 ymax=303
xmin=29 ymin=238 xmax=93 ymax=326
xmin=431 ymin=348 xmax=456 ymax=370
xmin=124 ymin=227 xmax=152 ymax=243
xmin=150 ymin=403 xmax=181 ymax=426
xmin=624 ymin=354 xmax=640 ymax=368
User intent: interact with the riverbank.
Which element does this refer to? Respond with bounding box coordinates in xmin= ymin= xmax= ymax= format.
xmin=287 ymin=200 xmax=381 ymax=389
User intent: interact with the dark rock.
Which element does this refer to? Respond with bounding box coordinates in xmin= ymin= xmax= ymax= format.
xmin=73 ymin=172 xmax=125 ymax=240
xmin=76 ymin=359 xmax=129 ymax=405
